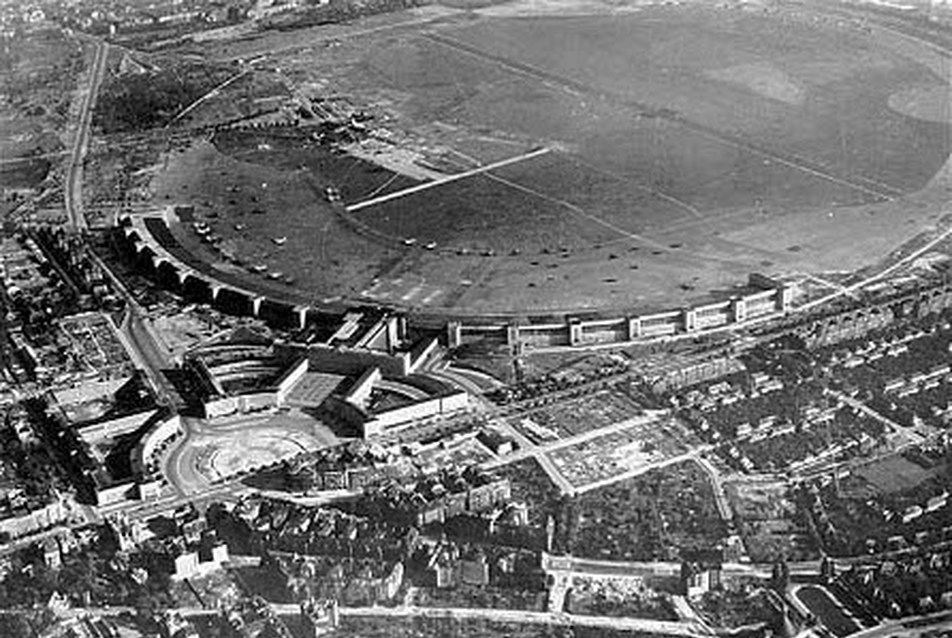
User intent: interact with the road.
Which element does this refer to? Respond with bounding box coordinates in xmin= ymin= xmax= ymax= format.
xmin=573 ymin=447 xmax=710 ymax=496
xmin=827 ymin=388 xmax=925 ymax=446
xmin=85 ymin=247 xmax=182 ymax=408
xmin=482 ymin=406 xmax=713 ymax=497
xmin=489 ymin=414 xmax=575 ymax=495
xmin=65 ymin=37 xmax=109 ymax=232
xmin=330 ymin=605 xmax=707 ymax=635
xmin=98 ymin=479 xmax=252 ymax=521
xmin=346 ymin=147 xmax=551 ymax=212
xmin=485 ymin=410 xmax=668 ymax=470
xmin=63 ymin=602 xmax=709 ymax=636
xmin=120 ymin=309 xmax=180 ymax=407
xmin=56 ymin=598 xmax=952 ymax=638
xmin=166 ymin=67 xmax=254 ymax=128
xmin=692 ymin=455 xmax=734 ymax=525
xmin=542 ymin=554 xmax=777 ymax=580
xmin=851 ymin=610 xmax=952 ymax=638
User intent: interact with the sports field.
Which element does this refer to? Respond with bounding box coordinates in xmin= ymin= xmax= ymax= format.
xmin=158 ymin=0 xmax=951 ymax=316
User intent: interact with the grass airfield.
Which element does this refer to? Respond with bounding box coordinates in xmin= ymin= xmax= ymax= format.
xmin=149 ymin=0 xmax=952 ymax=317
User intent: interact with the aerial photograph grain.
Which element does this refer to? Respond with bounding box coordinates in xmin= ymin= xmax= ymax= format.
xmin=2 ymin=0 xmax=952 ymax=636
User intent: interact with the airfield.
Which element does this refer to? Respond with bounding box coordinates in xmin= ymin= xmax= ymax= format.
xmin=148 ymin=0 xmax=952 ymax=319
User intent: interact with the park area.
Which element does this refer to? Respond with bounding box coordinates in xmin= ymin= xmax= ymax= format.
xmin=800 ymin=440 xmax=952 ymax=556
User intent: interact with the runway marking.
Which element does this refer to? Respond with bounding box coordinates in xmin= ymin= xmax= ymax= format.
xmin=401 ymin=284 xmax=426 ymax=302
xmin=219 ymin=14 xmax=447 ymax=63
xmin=345 ymin=147 xmax=551 ymax=212
xmin=423 ymin=31 xmax=903 ymax=202
xmin=362 ymin=280 xmax=384 ymax=296
xmin=421 ymin=288 xmax=443 ymax=304
xmin=802 ymin=273 xmax=855 ymax=296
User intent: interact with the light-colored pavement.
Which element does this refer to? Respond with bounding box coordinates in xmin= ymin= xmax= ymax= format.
xmin=485 ymin=410 xmax=672 ymax=470
xmin=165 ymin=67 xmax=254 ymax=128
xmin=490 ymin=417 xmax=575 ymax=495
xmin=58 ymin=600 xmax=952 ymax=638
xmin=573 ymin=447 xmax=709 ymax=496
xmin=827 ymin=388 xmax=925 ymax=446
xmin=850 ymin=610 xmax=952 ymax=638
xmin=330 ymin=604 xmax=707 ymax=635
xmin=692 ymin=455 xmax=734 ymax=524
xmin=66 ymin=37 xmax=109 ymax=232
xmin=60 ymin=601 xmax=708 ymax=635
xmin=162 ymin=412 xmax=339 ymax=496
xmin=346 ymin=147 xmax=551 ymax=212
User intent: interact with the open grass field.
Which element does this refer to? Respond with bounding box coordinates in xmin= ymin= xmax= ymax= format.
xmin=0 ymin=30 xmax=78 ymax=189
xmin=794 ymin=585 xmax=862 ymax=638
xmin=149 ymin=0 xmax=952 ymax=317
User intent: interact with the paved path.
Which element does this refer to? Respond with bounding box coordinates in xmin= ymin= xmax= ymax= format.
xmin=827 ymin=389 xmax=925 ymax=446
xmin=56 ymin=601 xmax=709 ymax=635
xmin=66 ymin=37 xmax=109 ymax=231
xmin=329 ymin=605 xmax=707 ymax=635
xmin=485 ymin=411 xmax=670 ymax=470
xmin=692 ymin=455 xmax=734 ymax=524
xmin=166 ymin=68 xmax=254 ymax=128
xmin=484 ymin=408 xmax=709 ymax=496
xmin=573 ymin=447 xmax=709 ymax=496
xmin=345 ymin=147 xmax=551 ymax=212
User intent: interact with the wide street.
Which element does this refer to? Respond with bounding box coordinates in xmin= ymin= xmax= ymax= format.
xmin=60 ymin=602 xmax=711 ymax=636
xmin=65 ymin=35 xmax=109 ymax=232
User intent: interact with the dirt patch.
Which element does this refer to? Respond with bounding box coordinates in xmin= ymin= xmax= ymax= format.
xmin=888 ymin=84 xmax=951 ymax=124
xmin=857 ymin=454 xmax=940 ymax=495
xmin=706 ymin=62 xmax=805 ymax=106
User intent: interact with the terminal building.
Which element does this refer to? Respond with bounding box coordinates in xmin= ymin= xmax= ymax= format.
xmin=117 ymin=208 xmax=794 ymax=356
xmin=176 ymin=319 xmax=466 ymax=438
